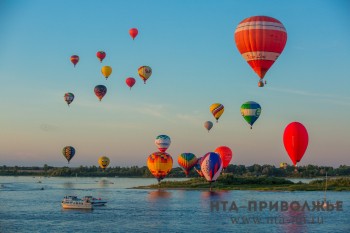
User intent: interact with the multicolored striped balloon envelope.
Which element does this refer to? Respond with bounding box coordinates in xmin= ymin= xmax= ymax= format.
xmin=210 ymin=103 xmax=224 ymax=122
xmin=240 ymin=101 xmax=261 ymax=129
xmin=147 ymin=152 xmax=173 ymax=182
xmin=194 ymin=156 xmax=204 ymax=177
xmin=138 ymin=66 xmax=152 ymax=84
xmin=155 ymin=135 xmax=171 ymax=152
xmin=201 ymin=152 xmax=223 ymax=182
xmin=177 ymin=153 xmax=197 ymax=177
xmin=235 ymin=16 xmax=287 ymax=85
xmin=62 ymin=146 xmax=75 ymax=164
xmin=64 ymin=92 xmax=74 ymax=106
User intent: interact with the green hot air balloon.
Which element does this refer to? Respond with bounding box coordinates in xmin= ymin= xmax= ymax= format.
xmin=240 ymin=101 xmax=261 ymax=129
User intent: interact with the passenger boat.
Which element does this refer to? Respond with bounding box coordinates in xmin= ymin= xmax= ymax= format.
xmin=61 ymin=196 xmax=93 ymax=209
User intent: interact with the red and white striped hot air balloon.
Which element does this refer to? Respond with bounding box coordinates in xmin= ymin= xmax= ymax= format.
xmin=234 ymin=16 xmax=287 ymax=86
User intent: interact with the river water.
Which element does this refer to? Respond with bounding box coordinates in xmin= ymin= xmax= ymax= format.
xmin=0 ymin=176 xmax=349 ymax=233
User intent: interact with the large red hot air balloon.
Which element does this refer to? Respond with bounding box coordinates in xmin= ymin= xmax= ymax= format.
xmin=129 ymin=28 xmax=138 ymax=40
xmin=126 ymin=77 xmax=136 ymax=90
xmin=283 ymin=122 xmax=309 ymax=166
xmin=235 ymin=16 xmax=287 ymax=86
xmin=96 ymin=51 xmax=106 ymax=63
xmin=70 ymin=55 xmax=79 ymax=67
xmin=214 ymin=146 xmax=233 ymax=170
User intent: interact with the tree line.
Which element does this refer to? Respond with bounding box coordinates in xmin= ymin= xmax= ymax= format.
xmin=1 ymin=164 xmax=349 ymax=178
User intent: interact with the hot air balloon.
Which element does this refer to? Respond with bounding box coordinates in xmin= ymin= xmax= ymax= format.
xmin=201 ymin=152 xmax=223 ymax=190
xmin=235 ymin=16 xmax=287 ymax=86
xmin=96 ymin=51 xmax=106 ymax=63
xmin=126 ymin=77 xmax=136 ymax=90
xmin=210 ymin=103 xmax=224 ymax=123
xmin=178 ymin=153 xmax=197 ymax=177
xmin=258 ymin=80 xmax=264 ymax=87
xmin=98 ymin=156 xmax=110 ymax=171
xmin=101 ymin=66 xmax=112 ymax=80
xmin=138 ymin=66 xmax=152 ymax=84
xmin=70 ymin=55 xmax=79 ymax=67
xmin=194 ymin=157 xmax=204 ymax=177
xmin=147 ymin=152 xmax=173 ymax=183
xmin=129 ymin=28 xmax=138 ymax=40
xmin=62 ymin=146 xmax=75 ymax=164
xmin=280 ymin=162 xmax=287 ymax=169
xmin=214 ymin=146 xmax=233 ymax=171
xmin=204 ymin=121 xmax=213 ymax=132
xmin=155 ymin=135 xmax=171 ymax=152
xmin=283 ymin=122 xmax=309 ymax=167
xmin=94 ymin=85 xmax=107 ymax=101
xmin=240 ymin=101 xmax=261 ymax=129
xmin=64 ymin=93 xmax=74 ymax=106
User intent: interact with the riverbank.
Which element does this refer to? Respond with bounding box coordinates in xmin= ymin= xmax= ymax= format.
xmin=134 ymin=176 xmax=350 ymax=191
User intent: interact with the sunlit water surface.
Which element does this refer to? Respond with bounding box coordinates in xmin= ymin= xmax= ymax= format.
xmin=0 ymin=176 xmax=349 ymax=233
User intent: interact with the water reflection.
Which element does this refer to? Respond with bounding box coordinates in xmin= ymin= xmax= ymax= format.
xmin=279 ymin=208 xmax=308 ymax=233
xmin=147 ymin=190 xmax=172 ymax=201
xmin=62 ymin=181 xmax=75 ymax=189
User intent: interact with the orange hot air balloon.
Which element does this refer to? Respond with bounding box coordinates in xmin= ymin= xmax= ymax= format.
xmin=126 ymin=77 xmax=136 ymax=90
xmin=129 ymin=28 xmax=138 ymax=40
xmin=147 ymin=152 xmax=173 ymax=183
xmin=70 ymin=55 xmax=79 ymax=67
xmin=96 ymin=51 xmax=106 ymax=63
xmin=283 ymin=122 xmax=309 ymax=167
xmin=214 ymin=146 xmax=233 ymax=170
xmin=235 ymin=16 xmax=287 ymax=85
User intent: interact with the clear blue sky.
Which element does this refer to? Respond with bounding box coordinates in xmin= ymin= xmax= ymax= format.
xmin=0 ymin=0 xmax=349 ymax=167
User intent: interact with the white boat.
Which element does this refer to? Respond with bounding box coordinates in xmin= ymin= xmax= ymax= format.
xmin=61 ymin=196 xmax=93 ymax=210
xmin=82 ymin=196 xmax=107 ymax=206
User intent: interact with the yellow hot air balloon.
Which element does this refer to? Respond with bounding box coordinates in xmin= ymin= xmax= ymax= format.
xmin=98 ymin=156 xmax=110 ymax=170
xmin=210 ymin=103 xmax=224 ymax=122
xmin=101 ymin=66 xmax=112 ymax=80
xmin=138 ymin=66 xmax=152 ymax=84
xmin=147 ymin=152 xmax=173 ymax=183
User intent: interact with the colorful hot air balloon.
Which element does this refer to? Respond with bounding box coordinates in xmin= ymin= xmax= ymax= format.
xmin=94 ymin=85 xmax=107 ymax=101
xmin=280 ymin=162 xmax=287 ymax=169
xmin=64 ymin=93 xmax=74 ymax=106
xmin=235 ymin=16 xmax=287 ymax=86
xmin=210 ymin=103 xmax=224 ymax=123
xmin=204 ymin=121 xmax=213 ymax=132
xmin=283 ymin=122 xmax=309 ymax=167
xmin=96 ymin=51 xmax=106 ymax=63
xmin=101 ymin=66 xmax=112 ymax=80
xmin=240 ymin=101 xmax=261 ymax=129
xmin=129 ymin=28 xmax=138 ymax=40
xmin=194 ymin=157 xmax=204 ymax=177
xmin=70 ymin=55 xmax=79 ymax=67
xmin=177 ymin=153 xmax=197 ymax=177
xmin=62 ymin=146 xmax=75 ymax=163
xmin=155 ymin=135 xmax=171 ymax=152
xmin=98 ymin=156 xmax=110 ymax=170
xmin=201 ymin=152 xmax=223 ymax=185
xmin=147 ymin=152 xmax=173 ymax=183
xmin=214 ymin=146 xmax=233 ymax=170
xmin=138 ymin=66 xmax=152 ymax=84
xmin=126 ymin=77 xmax=136 ymax=90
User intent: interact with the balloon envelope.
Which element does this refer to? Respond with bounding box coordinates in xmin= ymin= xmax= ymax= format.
xmin=155 ymin=135 xmax=171 ymax=152
xmin=62 ymin=146 xmax=75 ymax=163
xmin=126 ymin=77 xmax=136 ymax=90
xmin=64 ymin=93 xmax=74 ymax=106
xmin=138 ymin=66 xmax=152 ymax=84
xmin=94 ymin=85 xmax=107 ymax=101
xmin=96 ymin=51 xmax=106 ymax=63
xmin=235 ymin=16 xmax=287 ymax=80
xmin=194 ymin=157 xmax=204 ymax=177
xmin=204 ymin=121 xmax=213 ymax=132
xmin=147 ymin=152 xmax=173 ymax=182
xmin=177 ymin=153 xmax=197 ymax=177
xmin=214 ymin=146 xmax=233 ymax=169
xmin=70 ymin=55 xmax=79 ymax=67
xmin=98 ymin=156 xmax=110 ymax=170
xmin=210 ymin=103 xmax=224 ymax=122
xmin=129 ymin=28 xmax=138 ymax=40
xmin=101 ymin=66 xmax=112 ymax=79
xmin=240 ymin=101 xmax=261 ymax=128
xmin=283 ymin=122 xmax=309 ymax=166
xmin=201 ymin=152 xmax=223 ymax=182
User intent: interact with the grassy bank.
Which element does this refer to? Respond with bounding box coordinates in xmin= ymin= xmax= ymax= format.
xmin=135 ymin=175 xmax=350 ymax=191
